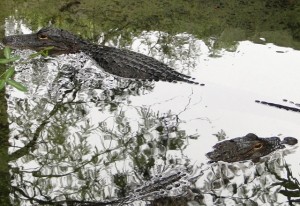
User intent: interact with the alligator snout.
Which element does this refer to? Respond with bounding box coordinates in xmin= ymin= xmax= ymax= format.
xmin=281 ymin=137 xmax=298 ymax=145
xmin=2 ymin=35 xmax=26 ymax=49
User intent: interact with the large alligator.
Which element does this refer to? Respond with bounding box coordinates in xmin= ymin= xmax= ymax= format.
xmin=2 ymin=27 xmax=202 ymax=85
xmin=206 ymin=133 xmax=298 ymax=163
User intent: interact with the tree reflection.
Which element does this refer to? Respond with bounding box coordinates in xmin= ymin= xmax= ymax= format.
xmin=0 ymin=17 xmax=207 ymax=204
xmin=1 ymin=49 xmax=299 ymax=205
xmin=6 ymin=82 xmax=299 ymax=206
xmin=267 ymin=161 xmax=300 ymax=205
xmin=7 ymin=98 xmax=195 ymax=205
xmin=199 ymin=154 xmax=300 ymax=205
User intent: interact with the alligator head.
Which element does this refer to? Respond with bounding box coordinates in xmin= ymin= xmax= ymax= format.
xmin=2 ymin=27 xmax=86 ymax=55
xmin=206 ymin=133 xmax=298 ymax=163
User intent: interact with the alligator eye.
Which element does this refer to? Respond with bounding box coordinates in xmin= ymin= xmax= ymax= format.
xmin=38 ymin=34 xmax=48 ymax=39
xmin=254 ymin=143 xmax=263 ymax=149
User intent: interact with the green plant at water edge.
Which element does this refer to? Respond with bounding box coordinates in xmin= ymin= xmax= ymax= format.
xmin=0 ymin=47 xmax=25 ymax=92
xmin=28 ymin=46 xmax=54 ymax=58
xmin=0 ymin=46 xmax=54 ymax=92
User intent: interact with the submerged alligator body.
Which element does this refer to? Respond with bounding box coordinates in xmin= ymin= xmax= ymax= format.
xmin=255 ymin=99 xmax=300 ymax=113
xmin=3 ymin=27 xmax=201 ymax=85
xmin=206 ymin=133 xmax=298 ymax=163
xmin=65 ymin=168 xmax=196 ymax=205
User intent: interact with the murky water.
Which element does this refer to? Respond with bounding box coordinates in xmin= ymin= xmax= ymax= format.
xmin=1 ymin=1 xmax=300 ymax=206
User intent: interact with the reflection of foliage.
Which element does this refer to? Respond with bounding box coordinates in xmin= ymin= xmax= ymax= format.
xmin=95 ymin=80 xmax=155 ymax=112
xmin=6 ymin=86 xmax=192 ymax=205
xmin=199 ymin=154 xmax=299 ymax=205
xmin=97 ymin=107 xmax=190 ymax=181
xmin=204 ymin=28 xmax=244 ymax=56
xmin=212 ymin=129 xmax=227 ymax=142
xmin=113 ymin=173 xmax=129 ymax=198
xmin=5 ymin=0 xmax=300 ymax=50
xmin=267 ymin=162 xmax=300 ymax=204
xmin=132 ymin=31 xmax=201 ymax=74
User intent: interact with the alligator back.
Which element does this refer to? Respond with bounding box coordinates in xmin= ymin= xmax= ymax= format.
xmin=85 ymin=45 xmax=199 ymax=84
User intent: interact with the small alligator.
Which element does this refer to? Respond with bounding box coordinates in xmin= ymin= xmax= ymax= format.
xmin=3 ymin=27 xmax=202 ymax=85
xmin=206 ymin=133 xmax=298 ymax=163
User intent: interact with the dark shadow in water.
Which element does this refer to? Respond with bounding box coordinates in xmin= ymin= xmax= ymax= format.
xmin=0 ymin=79 xmax=11 ymax=206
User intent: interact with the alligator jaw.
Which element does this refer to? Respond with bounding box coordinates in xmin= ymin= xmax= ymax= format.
xmin=2 ymin=30 xmax=74 ymax=55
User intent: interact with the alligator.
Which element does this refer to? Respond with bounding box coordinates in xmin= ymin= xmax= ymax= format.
xmin=206 ymin=133 xmax=298 ymax=163
xmin=3 ymin=27 xmax=202 ymax=85
xmin=64 ymin=168 xmax=196 ymax=205
xmin=255 ymin=99 xmax=300 ymax=113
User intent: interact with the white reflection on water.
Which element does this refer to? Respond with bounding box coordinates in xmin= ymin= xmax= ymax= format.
xmin=4 ymin=20 xmax=300 ymax=205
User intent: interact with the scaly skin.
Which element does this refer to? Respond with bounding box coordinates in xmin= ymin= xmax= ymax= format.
xmin=3 ymin=27 xmax=201 ymax=85
xmin=206 ymin=133 xmax=298 ymax=163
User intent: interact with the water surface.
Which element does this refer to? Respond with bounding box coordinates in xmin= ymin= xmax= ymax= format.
xmin=1 ymin=1 xmax=300 ymax=205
